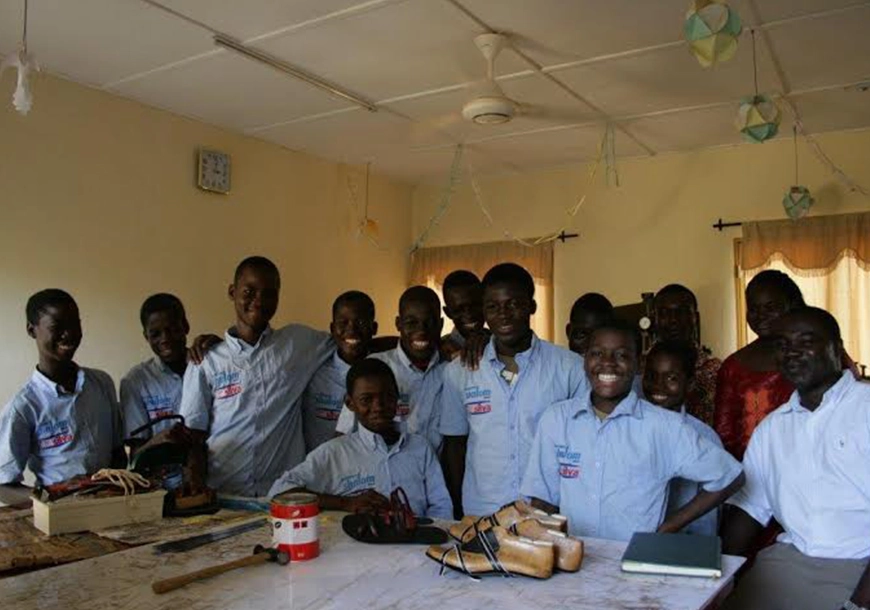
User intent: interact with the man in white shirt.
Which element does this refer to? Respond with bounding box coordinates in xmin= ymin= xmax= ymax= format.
xmin=721 ymin=306 xmax=870 ymax=610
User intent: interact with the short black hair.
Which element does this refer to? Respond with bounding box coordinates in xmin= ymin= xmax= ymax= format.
xmin=332 ymin=290 xmax=375 ymax=320
xmin=654 ymin=284 xmax=698 ymax=310
xmin=589 ymin=318 xmax=643 ymax=356
xmin=746 ymin=270 xmax=805 ymax=308
xmin=646 ymin=340 xmax=698 ymax=377
xmin=234 ymin=256 xmax=280 ymax=285
xmin=779 ymin=305 xmax=842 ymax=342
xmin=399 ymin=285 xmax=441 ymax=315
xmin=443 ymin=270 xmax=480 ymax=293
xmin=26 ymin=289 xmax=77 ymax=325
xmin=482 ymin=263 xmax=535 ymax=300
xmin=569 ymin=292 xmax=613 ymax=321
xmin=139 ymin=293 xmax=187 ymax=329
xmin=345 ymin=357 xmax=399 ymax=395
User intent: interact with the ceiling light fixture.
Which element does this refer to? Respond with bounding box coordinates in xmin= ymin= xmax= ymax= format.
xmin=213 ymin=34 xmax=377 ymax=113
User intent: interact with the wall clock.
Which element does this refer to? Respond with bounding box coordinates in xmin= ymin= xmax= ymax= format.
xmin=197 ymin=148 xmax=231 ymax=194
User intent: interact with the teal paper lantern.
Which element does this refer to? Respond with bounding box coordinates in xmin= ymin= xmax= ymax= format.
xmin=736 ymin=94 xmax=781 ymax=143
xmin=782 ymin=186 xmax=814 ymax=220
xmin=684 ymin=0 xmax=743 ymax=68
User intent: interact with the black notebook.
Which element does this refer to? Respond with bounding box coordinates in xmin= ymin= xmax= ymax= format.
xmin=621 ymin=532 xmax=722 ymax=578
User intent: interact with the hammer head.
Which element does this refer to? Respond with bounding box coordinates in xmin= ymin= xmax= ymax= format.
xmin=253 ymin=544 xmax=291 ymax=566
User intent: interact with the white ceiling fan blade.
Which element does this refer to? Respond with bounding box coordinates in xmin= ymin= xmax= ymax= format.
xmin=515 ymin=102 xmax=591 ymax=125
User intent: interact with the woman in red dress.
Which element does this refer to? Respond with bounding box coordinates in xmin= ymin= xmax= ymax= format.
xmin=714 ymin=270 xmax=804 ymax=460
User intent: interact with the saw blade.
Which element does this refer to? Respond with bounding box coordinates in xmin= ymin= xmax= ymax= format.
xmin=153 ymin=517 xmax=267 ymax=554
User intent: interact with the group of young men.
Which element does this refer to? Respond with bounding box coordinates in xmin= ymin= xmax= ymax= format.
xmin=0 ymin=255 xmax=867 ymax=610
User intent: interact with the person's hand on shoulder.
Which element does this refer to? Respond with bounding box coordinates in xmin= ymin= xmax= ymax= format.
xmin=188 ymin=334 xmax=223 ymax=364
xmin=459 ymin=329 xmax=491 ymax=371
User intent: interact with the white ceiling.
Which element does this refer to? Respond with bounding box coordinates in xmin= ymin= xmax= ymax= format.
xmin=1 ymin=0 xmax=869 ymax=183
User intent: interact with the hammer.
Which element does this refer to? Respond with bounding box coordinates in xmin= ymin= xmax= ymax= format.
xmin=152 ymin=544 xmax=290 ymax=594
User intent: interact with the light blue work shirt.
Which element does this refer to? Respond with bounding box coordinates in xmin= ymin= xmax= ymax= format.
xmin=179 ymin=324 xmax=333 ymax=497
xmin=666 ymin=405 xmax=723 ymax=537
xmin=448 ymin=327 xmax=466 ymax=347
xmin=520 ymin=391 xmax=741 ymax=541
xmin=440 ymin=334 xmax=588 ymax=516
xmin=302 ymin=351 xmax=351 ymax=452
xmin=120 ymin=357 xmax=184 ymax=439
xmin=268 ymin=425 xmax=453 ymax=519
xmin=0 ymin=367 xmax=122 ymax=486
xmin=335 ymin=348 xmax=444 ymax=451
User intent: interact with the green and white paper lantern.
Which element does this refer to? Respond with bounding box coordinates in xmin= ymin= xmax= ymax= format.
xmin=782 ymin=186 xmax=814 ymax=220
xmin=684 ymin=0 xmax=743 ymax=68
xmin=736 ymin=95 xmax=781 ymax=143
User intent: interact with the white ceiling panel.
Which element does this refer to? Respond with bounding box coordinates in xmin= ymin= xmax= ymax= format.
xmin=159 ymin=0 xmax=382 ymax=40
xmin=766 ymin=5 xmax=870 ymax=91
xmin=375 ymin=145 xmax=506 ymax=183
xmin=556 ymin=41 xmax=779 ymax=119
xmin=255 ymin=0 xmax=528 ymax=102
xmin=459 ymin=0 xmax=690 ymax=64
xmin=472 ymin=124 xmax=649 ymax=172
xmin=256 ymin=108 xmax=455 ymax=166
xmin=791 ymin=87 xmax=870 ymax=134
xmin=108 ymin=50 xmax=352 ymax=131
xmin=749 ymin=0 xmax=867 ymax=23
xmin=624 ymin=104 xmax=750 ymax=153
xmin=0 ymin=0 xmax=213 ymax=87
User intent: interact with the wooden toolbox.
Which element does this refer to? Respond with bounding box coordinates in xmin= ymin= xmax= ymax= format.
xmin=32 ymin=490 xmax=166 ymax=535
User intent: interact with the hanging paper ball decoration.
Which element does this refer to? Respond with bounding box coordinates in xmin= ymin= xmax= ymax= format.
xmin=782 ymin=186 xmax=814 ymax=220
xmin=684 ymin=0 xmax=743 ymax=67
xmin=736 ymin=94 xmax=781 ymax=143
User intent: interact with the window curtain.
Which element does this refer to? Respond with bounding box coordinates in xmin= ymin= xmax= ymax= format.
xmin=410 ymin=240 xmax=555 ymax=341
xmin=736 ymin=212 xmax=870 ymax=370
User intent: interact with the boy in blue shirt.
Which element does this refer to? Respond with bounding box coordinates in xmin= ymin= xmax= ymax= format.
xmin=643 ymin=339 xmax=723 ymax=536
xmin=120 ymin=293 xmax=189 ymax=440
xmin=440 ymin=270 xmax=484 ymax=361
xmin=440 ymin=263 xmax=587 ymax=517
xmin=179 ymin=256 xmax=333 ymax=497
xmin=521 ymin=320 xmax=742 ymax=541
xmin=0 ymin=290 xmax=123 ymax=503
xmin=335 ymin=286 xmax=444 ymax=451
xmin=270 ymin=359 xmax=452 ymax=519
xmin=302 ymin=291 xmax=377 ymax=452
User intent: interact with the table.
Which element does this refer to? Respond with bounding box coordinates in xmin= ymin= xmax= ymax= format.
xmin=1 ymin=513 xmax=745 ymax=610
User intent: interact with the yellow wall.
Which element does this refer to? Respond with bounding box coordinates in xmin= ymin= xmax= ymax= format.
xmin=0 ymin=72 xmax=412 ymax=404
xmin=412 ymin=129 xmax=870 ymax=359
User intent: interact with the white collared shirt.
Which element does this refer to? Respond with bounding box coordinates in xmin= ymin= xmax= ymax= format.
xmin=179 ymin=324 xmax=333 ymax=497
xmin=268 ymin=425 xmax=453 ymax=519
xmin=335 ymin=347 xmax=443 ymax=450
xmin=728 ymin=372 xmax=870 ymax=559
xmin=120 ymin=357 xmax=184 ymax=439
xmin=0 ymin=367 xmax=122 ymax=485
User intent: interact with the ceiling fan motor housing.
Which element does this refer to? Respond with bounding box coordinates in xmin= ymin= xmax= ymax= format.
xmin=462 ymin=95 xmax=516 ymax=124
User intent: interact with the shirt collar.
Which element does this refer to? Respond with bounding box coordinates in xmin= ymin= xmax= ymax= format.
xmin=485 ymin=332 xmax=540 ymax=366
xmin=396 ymin=345 xmax=440 ymax=374
xmin=31 ymin=366 xmax=85 ymax=398
xmin=782 ymin=371 xmax=855 ymax=414
xmin=358 ymin=424 xmax=407 ymax=454
xmin=572 ymin=390 xmax=644 ymax=421
xmin=225 ymin=325 xmax=273 ymax=355
xmin=332 ymin=350 xmax=352 ymax=373
xmin=152 ymin=356 xmax=183 ymax=378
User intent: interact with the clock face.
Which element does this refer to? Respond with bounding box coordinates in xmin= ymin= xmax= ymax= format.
xmin=198 ymin=149 xmax=231 ymax=194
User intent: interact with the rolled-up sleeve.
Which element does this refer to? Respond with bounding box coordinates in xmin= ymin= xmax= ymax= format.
xmin=0 ymin=404 xmax=30 ymax=484
xmin=422 ymin=444 xmax=453 ymax=519
xmin=672 ymin=421 xmax=743 ymax=493
xmin=725 ymin=426 xmax=774 ymax=527
xmin=179 ymin=364 xmax=212 ymax=433
xmin=439 ymin=365 xmax=469 ymax=436
xmin=268 ymin=451 xmax=321 ymax=498
xmin=520 ymin=409 xmax=561 ymax=506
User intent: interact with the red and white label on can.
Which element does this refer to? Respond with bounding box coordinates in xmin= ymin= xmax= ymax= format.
xmin=271 ymin=493 xmax=320 ymax=561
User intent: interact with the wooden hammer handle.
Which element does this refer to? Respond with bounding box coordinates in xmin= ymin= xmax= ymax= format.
xmin=152 ymin=552 xmax=270 ymax=595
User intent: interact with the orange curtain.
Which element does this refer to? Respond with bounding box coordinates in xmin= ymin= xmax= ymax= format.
xmin=410 ymin=240 xmax=555 ymax=341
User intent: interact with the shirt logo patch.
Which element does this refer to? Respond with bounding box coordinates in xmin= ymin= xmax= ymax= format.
xmin=214 ymin=371 xmax=242 ymax=400
xmin=314 ymin=407 xmax=341 ymax=421
xmin=144 ymin=394 xmax=175 ymax=419
xmin=36 ymin=419 xmax=74 ymax=450
xmin=464 ymin=385 xmax=492 ymax=415
xmin=556 ymin=444 xmax=581 ymax=479
xmin=396 ymin=392 xmax=411 ymax=418
xmin=338 ymin=473 xmax=377 ymax=495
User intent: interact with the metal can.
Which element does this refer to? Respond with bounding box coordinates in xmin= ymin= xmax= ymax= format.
xmin=270 ymin=492 xmax=319 ymax=561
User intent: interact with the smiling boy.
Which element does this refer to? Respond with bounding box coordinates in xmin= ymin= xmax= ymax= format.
xmin=521 ymin=320 xmax=742 ymax=540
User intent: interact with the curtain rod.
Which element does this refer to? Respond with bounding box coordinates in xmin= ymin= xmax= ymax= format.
xmin=712 ymin=218 xmax=743 ymax=232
